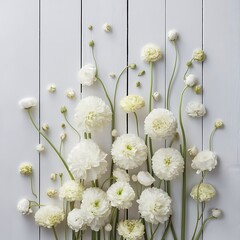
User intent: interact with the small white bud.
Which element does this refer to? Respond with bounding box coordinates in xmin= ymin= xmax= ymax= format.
xmin=214 ymin=120 xmax=224 ymax=129
xmin=103 ymin=23 xmax=112 ymax=32
xmin=42 ymin=123 xmax=49 ymax=131
xmin=212 ymin=208 xmax=222 ymax=218
xmin=50 ymin=173 xmax=57 ymax=181
xmin=47 ymin=189 xmax=58 ymax=198
xmin=188 ymin=146 xmax=198 ymax=157
xmin=60 ymin=132 xmax=67 ymax=141
xmin=153 ymin=92 xmax=160 ymax=102
xmin=168 ymin=30 xmax=178 ymax=41
xmin=104 ymin=224 xmax=112 ymax=232
xmin=66 ymin=89 xmax=75 ymax=99
xmin=185 ymin=74 xmax=198 ymax=87
xmin=131 ymin=175 xmax=138 ymax=182
xmin=112 ymin=129 xmax=118 ymax=137
xmin=36 ymin=144 xmax=44 ymax=152
xmin=47 ymin=84 xmax=56 ymax=93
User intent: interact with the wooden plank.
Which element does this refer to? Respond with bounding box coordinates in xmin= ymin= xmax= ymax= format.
xmin=0 ymin=0 xmax=39 ymax=239
xmin=203 ymin=0 xmax=240 ymax=239
xmin=40 ymin=0 xmax=81 ymax=239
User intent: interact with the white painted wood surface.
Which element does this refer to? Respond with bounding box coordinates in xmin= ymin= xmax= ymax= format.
xmin=0 ymin=0 xmax=239 ymax=239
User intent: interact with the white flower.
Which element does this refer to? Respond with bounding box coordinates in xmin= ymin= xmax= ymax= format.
xmin=191 ymin=150 xmax=217 ymax=174
xmin=190 ymin=183 xmax=216 ymax=202
xmin=50 ymin=173 xmax=57 ymax=181
xmin=141 ymin=44 xmax=162 ymax=63
xmin=78 ymin=64 xmax=96 ymax=86
xmin=112 ymin=129 xmax=118 ymax=137
xmin=60 ymin=132 xmax=67 ymax=141
xmin=215 ymin=120 xmax=224 ymax=129
xmin=107 ymin=182 xmax=135 ymax=209
xmin=212 ymin=208 xmax=222 ymax=218
xmin=59 ymin=180 xmax=84 ymax=202
xmin=67 ymin=208 xmax=87 ymax=232
xmin=131 ymin=175 xmax=138 ymax=182
xmin=81 ymin=188 xmax=111 ymax=231
xmin=42 ymin=123 xmax=49 ymax=131
xmin=35 ymin=206 xmax=64 ymax=228
xmin=74 ymin=96 xmax=112 ymax=133
xmin=111 ymin=134 xmax=147 ymax=170
xmin=184 ymin=74 xmax=198 ymax=87
xmin=188 ymin=146 xmax=198 ymax=157
xmin=113 ymin=168 xmax=130 ymax=182
xmin=36 ymin=144 xmax=44 ymax=152
xmin=186 ymin=101 xmax=206 ymax=117
xmin=104 ymin=223 xmax=112 ymax=232
xmin=67 ymin=139 xmax=107 ymax=182
xmin=168 ymin=30 xmax=178 ymax=41
xmin=153 ymin=92 xmax=160 ymax=102
xmin=137 ymin=171 xmax=155 ymax=186
xmin=117 ymin=220 xmax=145 ymax=240
xmin=103 ymin=23 xmax=112 ymax=32
xmin=152 ymin=148 xmax=184 ymax=181
xmin=193 ymin=49 xmax=206 ymax=62
xmin=47 ymin=189 xmax=58 ymax=198
xmin=19 ymin=97 xmax=37 ymax=109
xmin=120 ymin=95 xmax=145 ymax=113
xmin=47 ymin=84 xmax=56 ymax=93
xmin=137 ymin=188 xmax=172 ymax=224
xmin=17 ymin=198 xmax=32 ymax=215
xmin=144 ymin=108 xmax=177 ymax=139
xmin=19 ymin=162 xmax=33 ymax=175
xmin=66 ymin=89 xmax=76 ymax=99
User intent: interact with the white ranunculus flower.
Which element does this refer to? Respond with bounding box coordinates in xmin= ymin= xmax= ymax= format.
xmin=137 ymin=188 xmax=172 ymax=224
xmin=212 ymin=208 xmax=222 ymax=218
xmin=112 ymin=129 xmax=118 ymax=137
xmin=34 ymin=206 xmax=65 ymax=228
xmin=19 ymin=162 xmax=33 ymax=176
xmin=186 ymin=101 xmax=206 ymax=117
xmin=144 ymin=108 xmax=177 ymax=139
xmin=36 ymin=144 xmax=44 ymax=152
xmin=81 ymin=188 xmax=111 ymax=231
xmin=215 ymin=120 xmax=224 ymax=129
xmin=17 ymin=198 xmax=32 ymax=215
xmin=78 ymin=64 xmax=96 ymax=86
xmin=67 ymin=208 xmax=87 ymax=232
xmin=67 ymin=139 xmax=108 ymax=182
xmin=168 ymin=30 xmax=178 ymax=41
xmin=153 ymin=92 xmax=161 ymax=102
xmin=188 ymin=146 xmax=198 ymax=157
xmin=74 ymin=96 xmax=112 ymax=133
xmin=141 ymin=44 xmax=162 ymax=63
xmin=111 ymin=134 xmax=147 ymax=170
xmin=104 ymin=223 xmax=112 ymax=232
xmin=59 ymin=180 xmax=84 ymax=202
xmin=184 ymin=74 xmax=198 ymax=87
xmin=66 ymin=88 xmax=76 ymax=99
xmin=117 ymin=220 xmax=145 ymax=240
xmin=152 ymin=148 xmax=184 ymax=181
xmin=19 ymin=97 xmax=37 ymax=109
xmin=113 ymin=168 xmax=130 ymax=182
xmin=190 ymin=183 xmax=216 ymax=202
xmin=193 ymin=49 xmax=206 ymax=62
xmin=137 ymin=171 xmax=155 ymax=186
xmin=103 ymin=23 xmax=112 ymax=32
xmin=47 ymin=84 xmax=56 ymax=93
xmin=107 ymin=182 xmax=135 ymax=209
xmin=191 ymin=150 xmax=217 ymax=174
xmin=120 ymin=95 xmax=145 ymax=113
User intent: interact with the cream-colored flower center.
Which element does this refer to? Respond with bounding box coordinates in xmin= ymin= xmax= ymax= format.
xmin=152 ymin=119 xmax=170 ymax=132
xmin=123 ymin=144 xmax=137 ymax=157
xmin=164 ymin=157 xmax=171 ymax=166
xmin=127 ymin=222 xmax=135 ymax=233
xmin=116 ymin=188 xmax=123 ymax=196
xmin=92 ymin=199 xmax=100 ymax=208
xmin=87 ymin=111 xmax=97 ymax=121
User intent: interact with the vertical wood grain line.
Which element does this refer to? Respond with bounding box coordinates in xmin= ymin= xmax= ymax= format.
xmin=126 ymin=0 xmax=129 ymax=135
xmin=80 ymin=0 xmax=83 ymax=95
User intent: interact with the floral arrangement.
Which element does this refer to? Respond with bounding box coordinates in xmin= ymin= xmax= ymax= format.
xmin=18 ymin=25 xmax=223 ymax=240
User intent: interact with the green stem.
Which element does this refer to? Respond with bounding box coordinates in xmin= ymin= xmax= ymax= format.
xmin=170 ymin=222 xmax=177 ymax=240
xmin=145 ymin=135 xmax=150 ymax=173
xmin=133 ymin=112 xmax=140 ymax=136
xmin=59 ymin=140 xmax=63 ymax=154
xmin=30 ymin=174 xmax=37 ymax=198
xmin=142 ymin=218 xmax=148 ymax=240
xmin=65 ymin=202 xmax=68 ymax=240
xmin=27 ymin=109 xmax=74 ymax=180
xmin=162 ymin=216 xmax=172 ymax=240
xmin=209 ymin=127 xmax=217 ymax=151
xmin=195 ymin=217 xmax=214 ymax=240
xmin=183 ymin=59 xmax=193 ymax=80
xmin=179 ymin=86 xmax=189 ymax=240
xmin=100 ymin=177 xmax=116 ymax=189
xmin=52 ymin=227 xmax=59 ymax=240
xmin=149 ymin=62 xmax=153 ymax=112
xmin=150 ymin=223 xmax=160 ymax=240
xmin=166 ymin=41 xmax=178 ymax=110
xmin=63 ymin=113 xmax=81 ymax=141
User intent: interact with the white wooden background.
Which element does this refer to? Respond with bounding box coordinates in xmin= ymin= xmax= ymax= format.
xmin=0 ymin=0 xmax=240 ymax=239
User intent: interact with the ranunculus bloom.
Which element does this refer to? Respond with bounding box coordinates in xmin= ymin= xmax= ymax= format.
xmin=190 ymin=183 xmax=216 ymax=202
xmin=186 ymin=101 xmax=206 ymax=118
xmin=78 ymin=64 xmax=96 ymax=86
xmin=168 ymin=30 xmax=178 ymax=41
xmin=184 ymin=74 xmax=198 ymax=87
xmin=137 ymin=171 xmax=155 ymax=186
xmin=193 ymin=49 xmax=206 ymax=62
xmin=17 ymin=198 xmax=32 ymax=215
xmin=120 ymin=95 xmax=145 ymax=113
xmin=141 ymin=44 xmax=162 ymax=62
xmin=67 ymin=208 xmax=87 ymax=232
xmin=19 ymin=97 xmax=37 ymax=109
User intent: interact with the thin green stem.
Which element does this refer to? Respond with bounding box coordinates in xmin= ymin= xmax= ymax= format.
xmin=166 ymin=41 xmax=178 ymax=110
xmin=183 ymin=59 xmax=193 ymax=80
xmin=145 ymin=135 xmax=150 ymax=173
xmin=59 ymin=140 xmax=63 ymax=154
xmin=149 ymin=62 xmax=153 ymax=112
xmin=142 ymin=218 xmax=148 ymax=240
xmin=170 ymin=222 xmax=177 ymax=240
xmin=63 ymin=113 xmax=81 ymax=141
xmin=91 ymin=46 xmax=98 ymax=77
xmin=162 ymin=216 xmax=172 ymax=240
xmin=150 ymin=223 xmax=153 ymax=237
xmin=27 ymin=109 xmax=74 ymax=180
xmin=179 ymin=86 xmax=189 ymax=240
xmin=100 ymin=177 xmax=116 ymax=189
xmin=195 ymin=217 xmax=214 ymax=240
xmin=150 ymin=223 xmax=160 ymax=240
xmin=133 ymin=112 xmax=140 ymax=136
xmin=52 ymin=227 xmax=59 ymax=240
xmin=209 ymin=127 xmax=217 ymax=151
xmin=65 ymin=202 xmax=68 ymax=240
xmin=30 ymin=174 xmax=37 ymax=198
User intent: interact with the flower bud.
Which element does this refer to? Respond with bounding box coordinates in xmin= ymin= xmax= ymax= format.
xmin=42 ymin=123 xmax=49 ymax=131
xmin=153 ymin=92 xmax=160 ymax=102
xmin=60 ymin=132 xmax=67 ymax=141
xmin=60 ymin=106 xmax=67 ymax=114
xmin=185 ymin=74 xmax=197 ymax=87
xmin=88 ymin=25 xmax=93 ymax=30
xmin=168 ymin=29 xmax=178 ymax=41
xmin=138 ymin=70 xmax=145 ymax=76
xmin=103 ymin=23 xmax=112 ymax=32
xmin=19 ymin=163 xmax=33 ymax=176
xmin=129 ymin=63 xmax=137 ymax=69
xmin=50 ymin=173 xmax=57 ymax=181
xmin=194 ymin=85 xmax=202 ymax=94
xmin=193 ymin=49 xmax=206 ymax=62
xmin=211 ymin=208 xmax=222 ymax=218
xmin=105 ymin=224 xmax=112 ymax=232
xmin=47 ymin=84 xmax=56 ymax=93
xmin=131 ymin=175 xmax=138 ymax=182
xmin=112 ymin=129 xmax=118 ymax=137
xmin=214 ymin=120 xmax=224 ymax=129
xmin=66 ymin=89 xmax=75 ymax=99
xmin=36 ymin=144 xmax=44 ymax=152
xmin=61 ymin=123 xmax=66 ymax=128
xmin=136 ymin=81 xmax=141 ymax=87
xmin=186 ymin=61 xmax=192 ymax=67
xmin=47 ymin=189 xmax=58 ymax=198
xmin=188 ymin=146 xmax=198 ymax=157
xmin=89 ymin=40 xmax=94 ymax=47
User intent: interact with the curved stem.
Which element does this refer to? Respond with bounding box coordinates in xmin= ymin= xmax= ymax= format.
xmin=170 ymin=222 xmax=177 ymax=240
xmin=195 ymin=216 xmax=214 ymax=240
xmin=91 ymin=46 xmax=98 ymax=77
xmin=133 ymin=112 xmax=140 ymax=136
xmin=183 ymin=59 xmax=193 ymax=80
xmin=179 ymin=86 xmax=189 ymax=240
xmin=63 ymin=113 xmax=81 ymax=141
xmin=161 ymin=216 xmax=172 ymax=240
xmin=59 ymin=140 xmax=63 ymax=154
xmin=30 ymin=174 xmax=37 ymax=198
xmin=149 ymin=62 xmax=153 ymax=112
xmin=27 ymin=109 xmax=74 ymax=180
xmin=100 ymin=177 xmax=116 ymax=189
xmin=52 ymin=227 xmax=59 ymax=240
xmin=150 ymin=223 xmax=160 ymax=240
xmin=166 ymin=41 xmax=178 ymax=110
xmin=209 ymin=127 xmax=217 ymax=151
